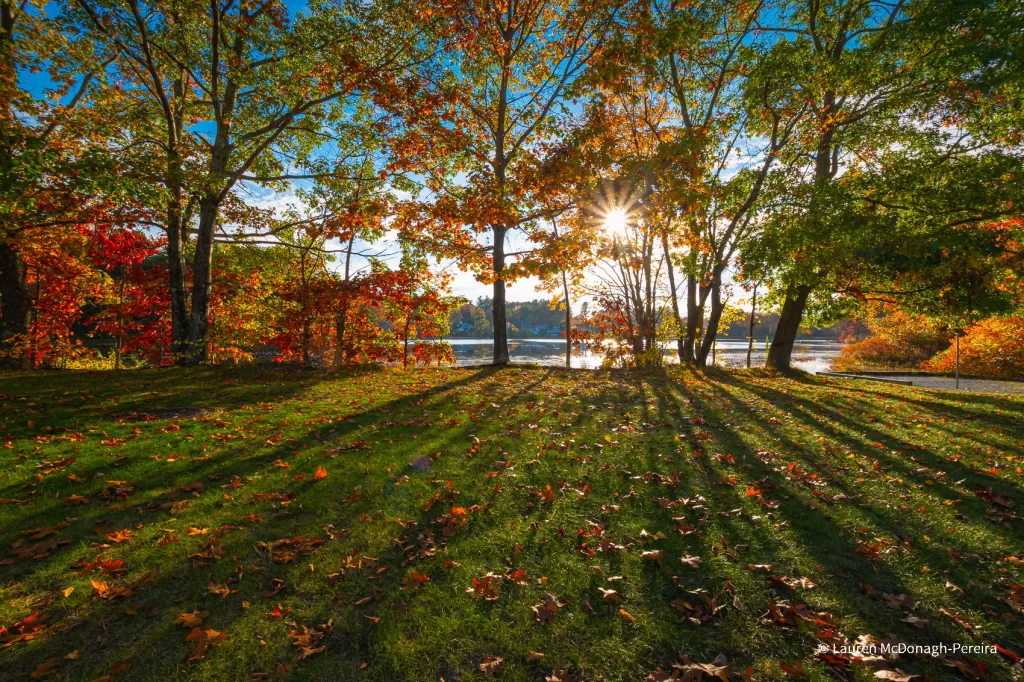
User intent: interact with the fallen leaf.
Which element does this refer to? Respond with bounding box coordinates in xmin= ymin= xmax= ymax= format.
xmin=480 ymin=656 xmax=505 ymax=677
xmin=174 ymin=611 xmax=209 ymax=628
xmin=31 ymin=659 xmax=58 ymax=678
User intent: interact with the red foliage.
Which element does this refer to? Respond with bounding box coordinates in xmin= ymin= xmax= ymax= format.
xmin=86 ymin=227 xmax=170 ymax=365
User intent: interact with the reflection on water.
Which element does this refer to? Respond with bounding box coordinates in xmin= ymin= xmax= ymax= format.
xmin=446 ymin=338 xmax=843 ymax=373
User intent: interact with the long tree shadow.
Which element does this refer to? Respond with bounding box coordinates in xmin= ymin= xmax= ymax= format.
xmin=629 ymin=370 xmax=1019 ymax=676
xmin=0 ymin=365 xmax=513 ymax=679
xmin=1 ymin=366 xmax=1020 ymax=681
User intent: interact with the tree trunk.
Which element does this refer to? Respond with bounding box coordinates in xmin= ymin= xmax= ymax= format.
xmin=661 ymin=232 xmax=685 ymax=364
xmin=683 ymin=274 xmax=700 ymax=364
xmin=561 ymin=270 xmax=571 ymax=369
xmin=551 ymin=218 xmax=572 ymax=369
xmin=696 ymin=268 xmax=724 ymax=368
xmin=164 ymin=134 xmax=191 ymax=362
xmin=166 ymin=201 xmax=190 ymax=362
xmin=334 ymin=237 xmax=355 ymax=367
xmin=746 ymin=283 xmax=757 ymax=368
xmin=185 ymin=195 xmax=218 ymax=364
xmin=764 ymin=110 xmax=834 ymax=371
xmin=491 ymin=225 xmax=509 ymax=365
xmin=766 ymin=284 xmax=812 ymax=371
xmin=302 ymin=320 xmax=311 ymax=364
xmin=334 ymin=300 xmax=349 ymax=366
xmin=0 ymin=4 xmax=28 ymax=368
xmin=403 ymin=315 xmax=412 ymax=369
xmin=0 ymin=239 xmax=30 ymax=368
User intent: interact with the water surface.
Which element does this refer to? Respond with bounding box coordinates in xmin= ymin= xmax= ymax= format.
xmin=446 ymin=338 xmax=843 ymax=373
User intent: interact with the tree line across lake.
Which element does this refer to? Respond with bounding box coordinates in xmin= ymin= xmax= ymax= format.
xmin=1 ymin=0 xmax=1021 ymax=372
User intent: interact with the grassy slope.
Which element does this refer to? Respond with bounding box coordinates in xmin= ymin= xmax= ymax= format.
xmin=0 ymin=365 xmax=1022 ymax=682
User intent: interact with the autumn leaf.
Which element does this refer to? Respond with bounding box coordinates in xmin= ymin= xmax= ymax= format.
xmin=208 ymin=582 xmax=235 ymax=598
xmin=467 ymin=574 xmax=500 ymax=601
xmin=679 ymin=555 xmax=702 ymax=568
xmin=313 ymin=465 xmax=328 ymax=480
xmin=479 ymin=656 xmax=505 ymax=677
xmin=403 ymin=570 xmax=430 ymax=590
xmin=185 ymin=627 xmax=227 ymax=660
xmin=289 ymin=624 xmax=328 ymax=659
xmin=106 ymin=529 xmax=133 ymax=543
xmin=174 ymin=611 xmax=209 ymax=628
xmin=91 ymin=579 xmax=131 ymax=600
xmin=30 ymin=659 xmax=58 ymax=678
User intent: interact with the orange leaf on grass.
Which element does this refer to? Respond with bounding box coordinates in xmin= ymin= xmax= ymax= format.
xmin=173 ymin=611 xmax=209 ymax=628
xmin=185 ymin=627 xmax=227 ymax=660
xmin=30 ymin=659 xmax=58 ymax=678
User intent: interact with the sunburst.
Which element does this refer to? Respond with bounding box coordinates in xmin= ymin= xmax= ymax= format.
xmin=590 ymin=183 xmax=642 ymax=237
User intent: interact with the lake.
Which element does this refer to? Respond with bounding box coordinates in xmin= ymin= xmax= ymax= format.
xmin=446 ymin=338 xmax=843 ymax=372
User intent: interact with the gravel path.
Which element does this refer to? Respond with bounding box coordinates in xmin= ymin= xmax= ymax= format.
xmin=828 ymin=374 xmax=1024 ymax=395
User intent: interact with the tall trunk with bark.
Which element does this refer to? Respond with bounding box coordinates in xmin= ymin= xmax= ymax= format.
xmin=746 ymin=283 xmax=757 ymax=368
xmin=0 ymin=240 xmax=30 ymax=367
xmin=767 ymin=94 xmax=835 ymax=370
xmin=403 ymin=315 xmax=411 ymax=369
xmin=551 ymin=218 xmax=572 ymax=369
xmin=184 ymin=15 xmax=243 ymax=364
xmin=661 ymin=232 xmax=685 ymax=363
xmin=766 ymin=283 xmax=811 ymax=370
xmin=165 ymin=189 xmax=190 ymax=361
xmin=561 ymin=271 xmax=572 ymax=369
xmin=185 ymin=62 xmax=236 ymax=364
xmin=302 ymin=321 xmax=311 ymax=364
xmin=0 ymin=2 xmax=30 ymax=367
xmin=186 ymin=194 xmax=219 ymax=363
xmin=696 ymin=267 xmax=724 ymax=368
xmin=490 ymin=57 xmax=511 ymax=367
xmin=165 ymin=71 xmax=191 ymax=361
xmin=683 ymin=273 xmax=700 ymax=363
xmin=491 ymin=224 xmax=509 ymax=365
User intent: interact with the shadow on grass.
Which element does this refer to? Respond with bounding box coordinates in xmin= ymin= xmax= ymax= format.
xmin=0 ymin=365 xmax=1020 ymax=681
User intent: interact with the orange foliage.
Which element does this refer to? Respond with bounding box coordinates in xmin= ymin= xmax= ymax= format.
xmin=831 ymin=312 xmax=950 ymax=372
xmin=924 ymin=317 xmax=1024 ymax=378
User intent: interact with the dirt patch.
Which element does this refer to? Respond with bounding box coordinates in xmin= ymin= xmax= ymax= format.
xmin=114 ymin=406 xmax=216 ymax=421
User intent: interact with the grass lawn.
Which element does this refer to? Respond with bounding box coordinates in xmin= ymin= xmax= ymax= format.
xmin=1 ymin=365 xmax=1022 ymax=682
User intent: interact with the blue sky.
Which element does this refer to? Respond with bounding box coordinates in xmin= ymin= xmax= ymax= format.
xmin=18 ymin=0 xmax=762 ymax=309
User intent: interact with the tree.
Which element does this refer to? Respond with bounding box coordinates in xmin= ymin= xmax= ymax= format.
xmin=624 ymin=0 xmax=804 ymax=368
xmin=1 ymin=0 xmax=146 ymax=366
xmin=398 ymin=0 xmax=623 ymax=365
xmin=72 ymin=0 xmax=427 ymax=363
xmin=749 ymin=0 xmax=980 ymax=370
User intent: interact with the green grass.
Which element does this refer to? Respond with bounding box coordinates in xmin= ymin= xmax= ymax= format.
xmin=1 ymin=365 xmax=1022 ymax=681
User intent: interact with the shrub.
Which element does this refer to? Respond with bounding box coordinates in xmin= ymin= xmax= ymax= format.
xmin=831 ymin=312 xmax=949 ymax=372
xmin=923 ymin=316 xmax=1024 ymax=378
